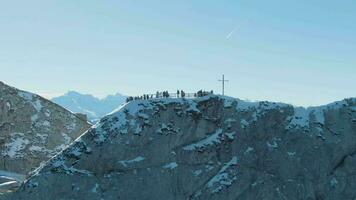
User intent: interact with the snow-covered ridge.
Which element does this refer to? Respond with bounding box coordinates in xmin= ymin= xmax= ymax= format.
xmin=1 ymin=89 xmax=81 ymax=159
xmin=98 ymin=95 xmax=355 ymax=136
xmin=222 ymin=95 xmax=356 ymax=129
xmin=0 ymin=81 xmax=90 ymax=176
xmin=5 ymin=92 xmax=356 ymax=200
xmin=286 ymin=98 xmax=355 ymax=128
xmin=73 ymin=94 xmax=356 ymax=157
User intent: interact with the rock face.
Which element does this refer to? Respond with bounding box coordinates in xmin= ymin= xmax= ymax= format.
xmin=3 ymin=95 xmax=356 ymax=200
xmin=0 ymin=82 xmax=91 ymax=175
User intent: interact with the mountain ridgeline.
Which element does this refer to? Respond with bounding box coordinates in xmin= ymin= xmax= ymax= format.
xmin=3 ymin=95 xmax=356 ymax=200
xmin=52 ymin=91 xmax=126 ymax=123
xmin=0 ymin=82 xmax=91 ymax=192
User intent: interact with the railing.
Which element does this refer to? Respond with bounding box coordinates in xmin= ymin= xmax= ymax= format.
xmin=148 ymin=93 xmax=198 ymax=98
xmin=127 ymin=91 xmax=214 ymax=101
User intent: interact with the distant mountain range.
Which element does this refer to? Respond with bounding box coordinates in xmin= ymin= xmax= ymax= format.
xmin=52 ymin=91 xmax=127 ymax=123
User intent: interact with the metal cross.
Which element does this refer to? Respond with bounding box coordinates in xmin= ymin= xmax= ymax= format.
xmin=218 ymin=74 xmax=229 ymax=96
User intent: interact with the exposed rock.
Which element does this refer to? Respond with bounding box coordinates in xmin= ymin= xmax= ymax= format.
xmin=0 ymin=82 xmax=91 ymax=177
xmin=3 ymin=95 xmax=356 ymax=200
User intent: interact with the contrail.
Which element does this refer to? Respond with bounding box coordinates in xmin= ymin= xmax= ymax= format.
xmin=226 ymin=26 xmax=239 ymax=40
xmin=226 ymin=19 xmax=249 ymax=40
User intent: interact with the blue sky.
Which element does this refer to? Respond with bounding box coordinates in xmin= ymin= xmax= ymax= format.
xmin=0 ymin=0 xmax=355 ymax=106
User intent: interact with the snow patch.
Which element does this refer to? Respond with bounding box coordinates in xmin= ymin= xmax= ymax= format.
xmin=223 ymin=98 xmax=235 ymax=108
xmin=351 ymin=106 xmax=356 ymax=112
xmin=119 ymin=156 xmax=145 ymax=167
xmin=183 ymin=129 xmax=223 ymax=151
xmin=31 ymin=114 xmax=39 ymax=122
xmin=287 ymin=107 xmax=311 ymax=128
xmin=50 ymin=155 xmax=93 ymax=176
xmin=45 ymin=110 xmax=51 ymax=117
xmin=266 ymin=138 xmax=279 ymax=149
xmin=62 ymin=133 xmax=72 ymax=145
xmin=207 ymin=157 xmax=238 ymax=193
xmin=2 ymin=133 xmax=30 ymax=158
xmin=94 ymin=108 xmax=128 ymax=143
xmin=29 ymin=146 xmax=44 ymax=152
xmin=225 ymin=132 xmax=236 ymax=140
xmin=138 ymin=112 xmax=149 ymax=119
xmin=185 ymin=102 xmax=201 ymax=113
xmin=54 ymin=133 xmax=72 ymax=152
xmin=134 ymin=124 xmax=143 ymax=135
xmin=193 ymin=169 xmax=203 ymax=176
xmin=240 ymin=119 xmax=249 ymax=128
xmin=287 ymin=100 xmax=349 ymax=129
xmin=156 ymin=123 xmax=179 ymax=135
xmin=287 ymin=151 xmax=296 ymax=157
xmin=17 ymin=91 xmax=33 ymax=101
xmin=18 ymin=91 xmax=43 ymax=112
xmin=163 ymin=162 xmax=178 ymax=170
xmin=236 ymin=100 xmax=259 ymax=112
xmin=244 ymin=147 xmax=254 ymax=155
xmin=33 ymin=99 xmax=43 ymax=112
xmin=91 ymin=183 xmax=99 ymax=193
xmin=42 ymin=120 xmax=51 ymax=127
xmin=183 ymin=129 xmax=236 ymax=151
xmin=330 ymin=177 xmax=338 ymax=188
xmin=5 ymin=102 xmax=11 ymax=109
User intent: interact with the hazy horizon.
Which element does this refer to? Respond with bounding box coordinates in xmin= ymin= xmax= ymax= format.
xmin=1 ymin=1 xmax=355 ymax=106
xmin=1 ymin=84 xmax=351 ymax=108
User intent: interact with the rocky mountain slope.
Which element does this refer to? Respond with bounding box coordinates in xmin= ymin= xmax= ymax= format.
xmin=52 ymin=91 xmax=126 ymax=123
xmin=0 ymin=82 xmax=91 ymax=177
xmin=2 ymin=95 xmax=356 ymax=200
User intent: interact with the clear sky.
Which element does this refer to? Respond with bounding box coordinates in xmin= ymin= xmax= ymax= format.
xmin=0 ymin=0 xmax=355 ymax=106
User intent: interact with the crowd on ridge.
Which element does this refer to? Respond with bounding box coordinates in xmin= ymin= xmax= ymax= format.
xmin=125 ymin=90 xmax=214 ymax=103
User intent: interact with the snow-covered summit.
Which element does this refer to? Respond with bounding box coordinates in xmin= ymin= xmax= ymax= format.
xmin=4 ymin=94 xmax=356 ymax=200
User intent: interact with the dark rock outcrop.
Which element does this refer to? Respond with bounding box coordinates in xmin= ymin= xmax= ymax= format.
xmin=3 ymin=95 xmax=356 ymax=200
